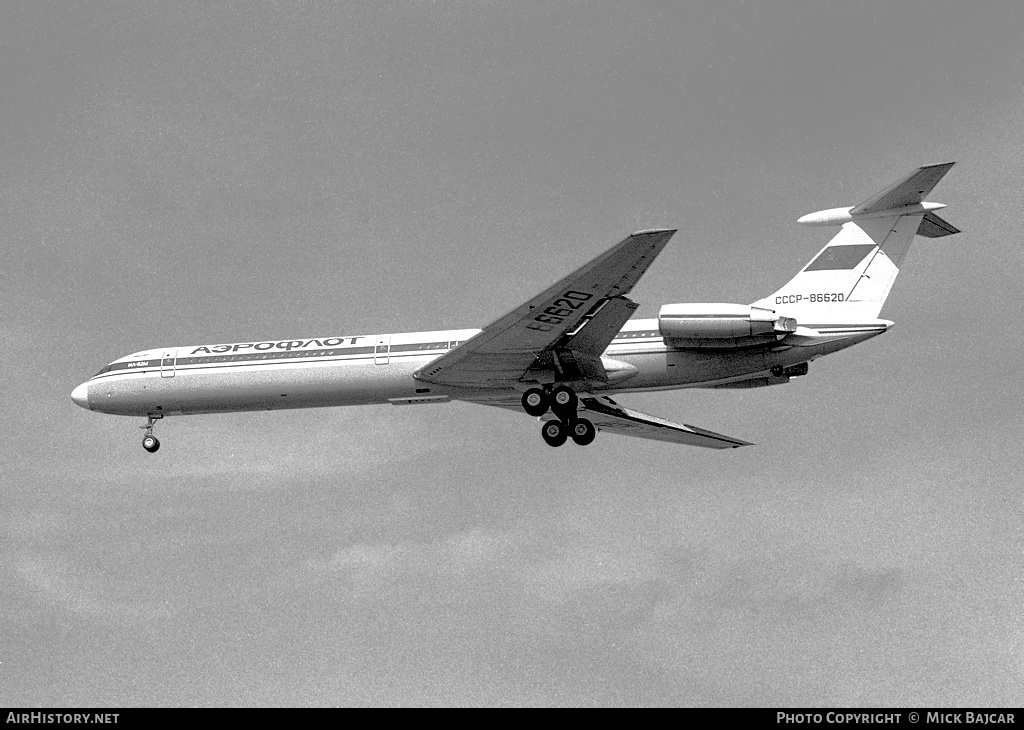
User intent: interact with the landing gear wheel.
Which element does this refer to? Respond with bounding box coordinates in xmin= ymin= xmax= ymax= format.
xmin=521 ymin=388 xmax=549 ymax=417
xmin=549 ymin=385 xmax=578 ymax=419
xmin=140 ymin=414 xmax=163 ymax=453
xmin=541 ymin=419 xmax=568 ymax=447
xmin=770 ymin=365 xmax=784 ymax=377
xmin=569 ymin=417 xmax=596 ymax=446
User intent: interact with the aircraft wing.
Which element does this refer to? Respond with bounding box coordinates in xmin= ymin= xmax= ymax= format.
xmin=850 ymin=162 xmax=955 ymax=215
xmin=577 ymin=396 xmax=752 ymax=449
xmin=472 ymin=394 xmax=752 ymax=449
xmin=415 ymin=229 xmax=676 ymax=388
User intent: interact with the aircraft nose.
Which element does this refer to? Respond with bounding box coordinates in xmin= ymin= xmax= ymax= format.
xmin=71 ymin=382 xmax=90 ymax=410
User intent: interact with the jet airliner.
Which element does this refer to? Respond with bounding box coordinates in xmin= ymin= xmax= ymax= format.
xmin=71 ymin=164 xmax=958 ymax=452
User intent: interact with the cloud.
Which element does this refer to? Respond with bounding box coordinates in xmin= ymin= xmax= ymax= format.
xmin=14 ymin=551 xmax=174 ymax=625
xmin=257 ymin=472 xmax=1021 ymax=705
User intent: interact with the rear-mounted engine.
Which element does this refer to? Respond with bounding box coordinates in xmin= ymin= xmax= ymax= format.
xmin=658 ymin=303 xmax=797 ymax=348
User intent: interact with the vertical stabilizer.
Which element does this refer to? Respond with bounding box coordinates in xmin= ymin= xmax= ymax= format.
xmin=753 ymin=164 xmax=957 ymax=325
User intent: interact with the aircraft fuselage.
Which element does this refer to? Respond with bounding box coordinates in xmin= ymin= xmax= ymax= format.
xmin=73 ymin=318 xmax=887 ymax=418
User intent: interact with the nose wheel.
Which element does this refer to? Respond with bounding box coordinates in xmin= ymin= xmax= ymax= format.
xmin=141 ymin=414 xmax=162 ymax=453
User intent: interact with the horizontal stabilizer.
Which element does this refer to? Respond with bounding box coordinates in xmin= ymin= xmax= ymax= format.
xmin=850 ymin=162 xmax=955 ymax=215
xmin=917 ymin=211 xmax=960 ymax=238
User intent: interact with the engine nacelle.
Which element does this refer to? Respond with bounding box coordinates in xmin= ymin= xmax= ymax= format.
xmin=658 ymin=303 xmax=797 ymax=348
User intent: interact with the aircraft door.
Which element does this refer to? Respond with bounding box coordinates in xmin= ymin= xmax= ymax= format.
xmin=160 ymin=349 xmax=176 ymax=378
xmin=374 ymin=337 xmax=390 ymax=365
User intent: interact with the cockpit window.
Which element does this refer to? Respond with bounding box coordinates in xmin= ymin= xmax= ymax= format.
xmin=93 ymin=364 xmax=112 ymax=377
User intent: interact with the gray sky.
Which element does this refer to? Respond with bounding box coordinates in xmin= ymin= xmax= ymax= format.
xmin=3 ymin=1 xmax=1023 ymax=707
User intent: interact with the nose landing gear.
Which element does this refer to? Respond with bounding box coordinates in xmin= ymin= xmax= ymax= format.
xmin=141 ymin=414 xmax=162 ymax=453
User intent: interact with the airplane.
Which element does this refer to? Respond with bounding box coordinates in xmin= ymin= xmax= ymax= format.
xmin=71 ymin=163 xmax=958 ymax=453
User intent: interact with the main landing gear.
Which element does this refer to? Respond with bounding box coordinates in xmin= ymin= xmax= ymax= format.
xmin=521 ymin=385 xmax=596 ymax=447
xmin=141 ymin=414 xmax=162 ymax=453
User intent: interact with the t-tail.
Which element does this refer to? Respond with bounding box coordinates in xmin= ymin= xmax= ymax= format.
xmin=752 ymin=163 xmax=959 ymax=325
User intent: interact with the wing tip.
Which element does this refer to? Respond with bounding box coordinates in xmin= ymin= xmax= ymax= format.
xmin=630 ymin=227 xmax=677 ymax=237
xmin=682 ymin=423 xmax=754 ymax=449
